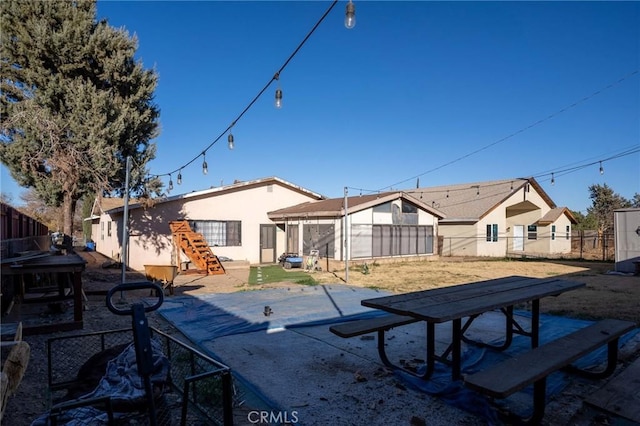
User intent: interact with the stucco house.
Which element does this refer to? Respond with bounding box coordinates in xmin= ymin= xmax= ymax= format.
xmin=405 ymin=177 xmax=577 ymax=258
xmin=88 ymin=177 xmax=324 ymax=271
xmin=267 ymin=191 xmax=445 ymax=269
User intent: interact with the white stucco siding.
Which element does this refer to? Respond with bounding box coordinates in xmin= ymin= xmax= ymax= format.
xmin=477 ymin=209 xmax=507 ymax=257
xmin=440 ymin=224 xmax=477 ymax=256
xmin=178 ymin=183 xmax=320 ymax=264
xmin=547 ymin=216 xmax=572 ymax=254
xmin=94 ymin=213 xmax=123 ymax=261
xmin=352 ymin=209 xmax=373 ymax=224
xmin=97 ymin=181 xmax=323 ymax=271
xmin=417 ymin=210 xmax=436 ymax=226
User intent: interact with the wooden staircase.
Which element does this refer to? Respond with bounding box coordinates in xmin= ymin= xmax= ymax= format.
xmin=169 ymin=221 xmax=225 ymax=275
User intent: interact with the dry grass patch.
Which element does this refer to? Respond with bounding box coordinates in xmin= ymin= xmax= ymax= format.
xmin=311 ymin=258 xmax=639 ymax=323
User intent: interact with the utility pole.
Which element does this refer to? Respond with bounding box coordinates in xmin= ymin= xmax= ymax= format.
xmin=121 ymin=156 xmax=132 ymax=285
xmin=344 ymin=187 xmax=349 ymax=284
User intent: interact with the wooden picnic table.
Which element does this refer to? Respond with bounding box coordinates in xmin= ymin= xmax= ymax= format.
xmin=361 ymin=275 xmax=585 ymax=380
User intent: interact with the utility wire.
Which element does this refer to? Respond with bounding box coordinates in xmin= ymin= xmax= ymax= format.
xmin=349 ymin=145 xmax=639 ymax=195
xmin=378 ymin=69 xmax=640 ymax=192
xmin=151 ymin=0 xmax=339 ymax=179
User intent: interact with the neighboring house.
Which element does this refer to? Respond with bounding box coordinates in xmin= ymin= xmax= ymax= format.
xmin=267 ymin=192 xmax=445 ymax=268
xmin=89 ymin=177 xmax=324 ymax=271
xmin=405 ymin=177 xmax=576 ymax=258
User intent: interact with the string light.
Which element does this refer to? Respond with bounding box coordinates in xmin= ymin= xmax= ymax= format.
xmin=551 ymin=172 xmax=555 ymax=185
xmin=177 ymin=170 xmax=182 ymax=185
xmin=345 ymin=0 xmax=356 ymax=29
xmin=168 ymin=174 xmax=174 ymax=191
xmin=202 ymin=153 xmax=208 ymax=175
xmin=599 ymin=161 xmax=604 ymax=175
xmin=148 ymin=1 xmax=342 ymax=188
xmin=274 ymin=72 xmax=283 ymax=109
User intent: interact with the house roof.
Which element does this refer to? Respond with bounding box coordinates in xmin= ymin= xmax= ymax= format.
xmin=99 ymin=176 xmax=325 ymax=215
xmin=536 ymin=207 xmax=577 ymax=225
xmin=404 ymin=177 xmax=557 ymax=223
xmin=267 ymin=191 xmax=446 ymax=220
xmin=88 ymin=196 xmax=130 ymax=220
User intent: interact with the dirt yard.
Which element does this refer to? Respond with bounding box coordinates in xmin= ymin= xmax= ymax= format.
xmin=309 ymin=258 xmax=640 ymax=324
xmin=3 ymin=252 xmax=639 ymax=425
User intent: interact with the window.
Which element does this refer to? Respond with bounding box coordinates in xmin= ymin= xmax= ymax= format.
xmin=107 ymin=221 xmax=112 ymax=237
xmin=566 ymin=225 xmax=570 ymax=240
xmin=190 ymin=220 xmax=241 ymax=246
xmin=402 ymin=202 xmax=418 ymax=213
xmin=101 ymin=222 xmax=104 ymax=240
xmin=551 ymin=225 xmax=556 ymax=241
xmin=372 ymin=225 xmax=433 ymax=257
xmin=486 ymin=224 xmax=498 ymax=242
xmin=527 ymin=225 xmax=537 ymax=240
xmin=373 ymin=202 xmax=392 ymax=213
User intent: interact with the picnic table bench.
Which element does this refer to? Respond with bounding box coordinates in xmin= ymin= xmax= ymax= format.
xmin=358 ymin=276 xmax=586 ymax=380
xmin=328 ymin=276 xmax=637 ymax=424
xmin=329 ymin=314 xmax=419 ymax=369
xmin=463 ymin=318 xmax=636 ymax=424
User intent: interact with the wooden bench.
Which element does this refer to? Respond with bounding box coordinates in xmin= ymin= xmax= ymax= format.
xmin=330 ymin=314 xmax=420 ymax=370
xmin=329 ymin=314 xmax=419 ymax=338
xmin=463 ymin=318 xmax=637 ymax=425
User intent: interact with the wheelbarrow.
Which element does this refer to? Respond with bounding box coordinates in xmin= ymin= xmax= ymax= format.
xmin=144 ymin=265 xmax=178 ymax=295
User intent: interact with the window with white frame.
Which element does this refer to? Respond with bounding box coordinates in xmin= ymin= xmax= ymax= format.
xmin=486 ymin=224 xmax=498 ymax=242
xmin=107 ymin=221 xmax=112 ymax=237
xmin=551 ymin=225 xmax=556 ymax=241
xmin=566 ymin=225 xmax=570 ymax=240
xmin=527 ymin=224 xmax=537 ymax=240
xmin=190 ymin=220 xmax=241 ymax=246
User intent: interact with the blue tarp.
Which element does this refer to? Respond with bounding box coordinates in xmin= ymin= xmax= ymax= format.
xmin=157 ymin=285 xmax=390 ymax=340
xmin=157 ymin=284 xmax=638 ymax=423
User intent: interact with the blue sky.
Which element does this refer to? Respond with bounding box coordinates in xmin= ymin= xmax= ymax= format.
xmin=1 ymin=1 xmax=638 ymax=214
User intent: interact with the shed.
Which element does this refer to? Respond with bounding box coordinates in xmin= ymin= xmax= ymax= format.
xmin=614 ymin=208 xmax=640 ymax=273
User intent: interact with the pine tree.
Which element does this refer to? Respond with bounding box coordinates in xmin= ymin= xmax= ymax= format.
xmin=1 ymin=0 xmax=160 ymax=235
xmin=586 ymin=184 xmax=631 ymax=234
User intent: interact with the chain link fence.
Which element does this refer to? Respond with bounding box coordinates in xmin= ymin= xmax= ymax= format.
xmin=571 ymin=230 xmax=615 ymax=261
xmin=437 ymin=230 xmax=616 ymax=261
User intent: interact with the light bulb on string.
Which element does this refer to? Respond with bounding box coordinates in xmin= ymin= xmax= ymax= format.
xmin=177 ymin=170 xmax=182 ymax=185
xmin=345 ymin=0 xmax=356 ymax=29
xmin=599 ymin=161 xmax=604 ymax=175
xmin=274 ymin=72 xmax=283 ymax=109
xmin=551 ymin=173 xmax=555 ymax=186
xmin=168 ymin=174 xmax=174 ymax=191
xmin=202 ymin=152 xmax=208 ymax=175
xmin=228 ymin=133 xmax=234 ymax=150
